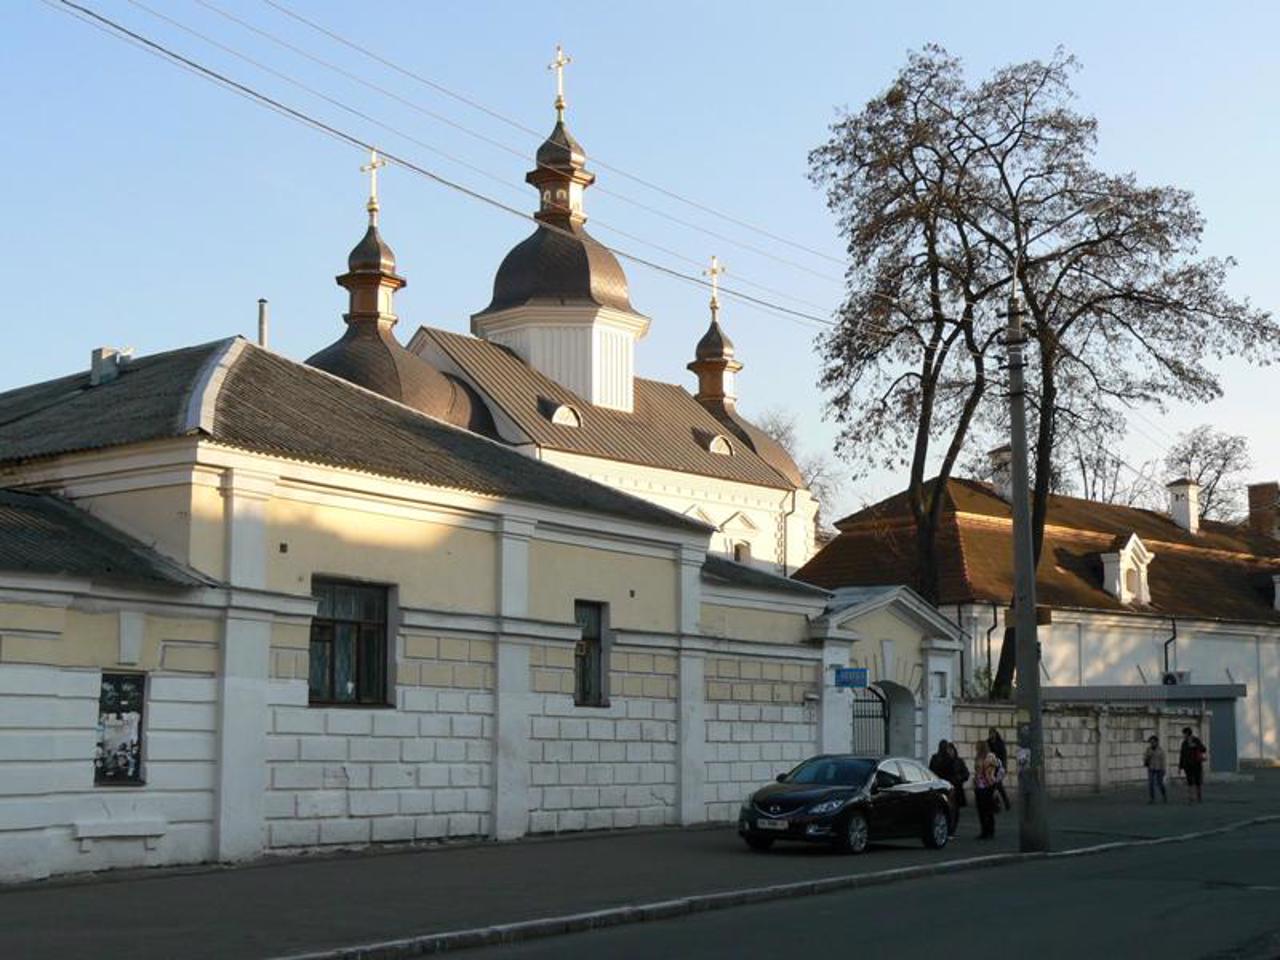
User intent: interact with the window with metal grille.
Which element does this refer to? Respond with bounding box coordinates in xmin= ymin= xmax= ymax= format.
xmin=309 ymin=579 xmax=390 ymax=705
xmin=573 ymin=600 xmax=609 ymax=707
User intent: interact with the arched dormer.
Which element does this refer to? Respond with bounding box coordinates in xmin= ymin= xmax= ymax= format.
xmin=1101 ymin=533 xmax=1154 ymax=605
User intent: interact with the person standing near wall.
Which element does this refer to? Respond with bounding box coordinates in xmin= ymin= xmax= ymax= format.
xmin=973 ymin=740 xmax=1003 ymax=840
xmin=1143 ymin=735 xmax=1168 ymax=803
xmin=1178 ymin=726 xmax=1207 ymax=803
xmin=987 ymin=727 xmax=1012 ymax=811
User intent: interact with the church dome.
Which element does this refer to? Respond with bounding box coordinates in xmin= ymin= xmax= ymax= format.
xmin=694 ymin=318 xmax=736 ymax=361
xmin=481 ymin=223 xmax=634 ymax=315
xmin=347 ymin=223 xmax=397 ymax=273
xmin=307 ymin=324 xmax=497 ymax=435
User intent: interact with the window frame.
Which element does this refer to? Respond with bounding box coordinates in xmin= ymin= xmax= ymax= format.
xmin=308 ymin=577 xmax=394 ymax=707
xmin=572 ymin=599 xmax=611 ymax=708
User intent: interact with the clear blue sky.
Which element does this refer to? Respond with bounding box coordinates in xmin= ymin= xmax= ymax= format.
xmin=3 ymin=1 xmax=1276 ymax=520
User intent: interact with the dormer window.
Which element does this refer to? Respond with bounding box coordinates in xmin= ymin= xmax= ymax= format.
xmin=694 ymin=428 xmax=734 ymax=455
xmin=732 ymin=541 xmax=752 ymax=563
xmin=550 ymin=404 xmax=581 ymax=427
xmin=1101 ymin=533 xmax=1154 ymax=605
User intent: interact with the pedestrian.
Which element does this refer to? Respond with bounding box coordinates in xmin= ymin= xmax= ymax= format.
xmin=973 ymin=740 xmax=1003 ymax=840
xmin=929 ymin=740 xmax=960 ymax=835
xmin=1143 ymin=735 xmax=1167 ymax=803
xmin=946 ymin=740 xmax=969 ymax=836
xmin=987 ymin=727 xmax=1012 ymax=811
xmin=1178 ymin=726 xmax=1207 ymax=803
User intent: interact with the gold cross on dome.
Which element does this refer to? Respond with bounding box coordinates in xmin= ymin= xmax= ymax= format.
xmin=703 ymin=255 xmax=726 ymax=316
xmin=361 ymin=148 xmax=387 ymax=223
xmin=548 ymin=44 xmax=571 ymax=119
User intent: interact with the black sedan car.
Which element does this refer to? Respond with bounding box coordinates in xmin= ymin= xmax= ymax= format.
xmin=738 ymin=755 xmax=953 ymax=854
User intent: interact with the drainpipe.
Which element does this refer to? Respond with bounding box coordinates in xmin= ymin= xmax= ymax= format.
xmin=986 ymin=602 xmax=1000 ymax=678
xmin=1163 ymin=618 xmax=1178 ymax=678
xmin=779 ymin=489 xmax=799 ymax=576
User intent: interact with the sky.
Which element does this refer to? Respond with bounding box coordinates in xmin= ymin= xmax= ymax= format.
xmin=2 ymin=1 xmax=1276 ymax=521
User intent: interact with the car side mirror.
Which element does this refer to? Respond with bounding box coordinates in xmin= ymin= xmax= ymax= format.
xmin=775 ymin=774 xmax=787 ymax=783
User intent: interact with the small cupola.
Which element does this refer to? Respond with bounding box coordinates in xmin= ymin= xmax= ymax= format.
xmin=987 ymin=445 xmax=1013 ymax=502
xmin=687 ymin=257 xmax=744 ymax=412
xmin=308 ymin=151 xmax=496 ymax=435
xmin=1166 ymin=477 xmax=1201 ymax=534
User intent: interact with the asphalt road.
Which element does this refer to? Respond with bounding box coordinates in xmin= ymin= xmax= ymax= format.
xmin=464 ymin=822 xmax=1280 ymax=960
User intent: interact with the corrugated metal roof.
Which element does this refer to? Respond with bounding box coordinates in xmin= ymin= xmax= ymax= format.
xmin=0 ymin=489 xmax=211 ymax=587
xmin=701 ymin=554 xmax=829 ymax=597
xmin=0 ymin=338 xmax=709 ymax=535
xmin=420 ymin=327 xmax=796 ymax=490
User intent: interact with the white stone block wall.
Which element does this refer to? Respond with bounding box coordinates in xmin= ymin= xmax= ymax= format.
xmin=264 ymin=634 xmax=495 ymax=849
xmin=703 ymin=656 xmax=819 ymax=821
xmin=0 ymin=665 xmax=217 ymax=882
xmin=526 ymin=644 xmax=678 ymax=833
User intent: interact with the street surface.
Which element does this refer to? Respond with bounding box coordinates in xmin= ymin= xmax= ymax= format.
xmin=466 ymin=821 xmax=1280 ymax=960
xmin=0 ymin=772 xmax=1275 ymax=959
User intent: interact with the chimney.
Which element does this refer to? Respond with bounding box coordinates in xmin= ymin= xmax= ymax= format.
xmin=89 ymin=347 xmax=133 ymax=386
xmin=1166 ymin=478 xmax=1200 ymax=535
xmin=1248 ymin=482 xmax=1279 ymax=538
xmin=988 ymin=445 xmax=1013 ymax=501
xmin=257 ymin=298 xmax=269 ymax=348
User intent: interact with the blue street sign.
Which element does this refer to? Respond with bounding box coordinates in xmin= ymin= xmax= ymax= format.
xmin=834 ymin=667 xmax=868 ymax=689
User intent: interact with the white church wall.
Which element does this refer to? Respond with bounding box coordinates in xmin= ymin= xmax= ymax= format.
xmin=0 ymin=665 xmax=217 ymax=882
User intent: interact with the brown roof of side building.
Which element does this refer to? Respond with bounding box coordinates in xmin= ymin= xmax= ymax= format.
xmin=795 ymin=477 xmax=1280 ymax=625
xmin=0 ymin=338 xmax=710 ymax=536
xmin=414 ymin=326 xmax=800 ymax=490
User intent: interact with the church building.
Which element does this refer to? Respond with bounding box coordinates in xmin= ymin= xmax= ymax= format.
xmin=0 ymin=51 xmax=967 ymax=884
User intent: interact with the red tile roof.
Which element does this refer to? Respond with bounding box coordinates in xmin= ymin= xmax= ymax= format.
xmin=796 ymin=478 xmax=1280 ymax=624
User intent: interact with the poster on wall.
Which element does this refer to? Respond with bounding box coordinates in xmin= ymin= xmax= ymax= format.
xmin=95 ymin=673 xmax=145 ymax=785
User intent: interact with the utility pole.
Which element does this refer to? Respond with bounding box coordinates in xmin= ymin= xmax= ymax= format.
xmin=1005 ymin=287 xmax=1050 ymax=852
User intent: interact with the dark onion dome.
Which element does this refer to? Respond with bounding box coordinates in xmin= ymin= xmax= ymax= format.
xmin=307 ymin=324 xmax=497 ymax=436
xmin=347 ymin=223 xmax=397 ymax=273
xmin=479 ymin=222 xmax=634 ymax=315
xmin=536 ymin=119 xmax=586 ymax=172
xmin=694 ymin=318 xmax=736 ymax=361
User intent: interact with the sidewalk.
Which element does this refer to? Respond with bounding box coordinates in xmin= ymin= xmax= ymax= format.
xmin=2 ymin=771 xmax=1276 ymax=960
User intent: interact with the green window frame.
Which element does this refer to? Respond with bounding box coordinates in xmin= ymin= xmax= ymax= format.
xmin=573 ymin=600 xmax=610 ymax=707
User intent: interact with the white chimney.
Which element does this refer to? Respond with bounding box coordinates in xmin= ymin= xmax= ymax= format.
xmin=89 ymin=347 xmax=133 ymax=386
xmin=257 ymin=298 xmax=269 ymax=348
xmin=1166 ymin=478 xmax=1200 ymax=535
xmin=988 ymin=445 xmax=1013 ymax=501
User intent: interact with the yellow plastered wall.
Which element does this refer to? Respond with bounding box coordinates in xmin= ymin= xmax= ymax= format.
xmin=705 ymin=656 xmax=817 ymax=703
xmin=78 ymin=486 xmax=194 ymax=570
xmin=699 ymin=603 xmax=809 ymax=645
xmin=264 ymin=498 xmax=498 ymax=614
xmin=188 ymin=483 xmax=227 ymax=582
xmin=0 ymin=604 xmax=218 ymax=673
xmin=528 ymin=541 xmax=677 ymax=633
xmin=840 ymin=605 xmax=925 ymax=689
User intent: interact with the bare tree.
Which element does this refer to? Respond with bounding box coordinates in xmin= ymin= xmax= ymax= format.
xmin=811 ymin=46 xmax=1278 ymax=695
xmin=755 ymin=407 xmax=843 ymax=529
xmin=1164 ymin=425 xmax=1252 ymax=520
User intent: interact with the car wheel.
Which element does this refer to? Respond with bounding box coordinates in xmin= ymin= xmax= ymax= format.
xmin=923 ymin=806 xmax=949 ymax=849
xmin=837 ymin=811 xmax=869 ymax=854
xmin=743 ymin=834 xmax=774 ymax=852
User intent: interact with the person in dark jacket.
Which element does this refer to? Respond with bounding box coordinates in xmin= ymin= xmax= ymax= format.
xmin=1178 ymin=726 xmax=1207 ymax=803
xmin=929 ymin=740 xmax=958 ymax=834
xmin=945 ymin=740 xmax=969 ymax=835
xmin=987 ymin=727 xmax=1012 ymax=811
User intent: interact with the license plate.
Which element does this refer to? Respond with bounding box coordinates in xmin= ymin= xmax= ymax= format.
xmin=757 ymin=818 xmax=788 ymax=831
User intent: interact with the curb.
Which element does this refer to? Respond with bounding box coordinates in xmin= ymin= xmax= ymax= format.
xmin=273 ymin=814 xmax=1280 ymax=960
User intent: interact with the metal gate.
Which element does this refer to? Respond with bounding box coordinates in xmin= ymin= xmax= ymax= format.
xmin=850 ymin=686 xmax=888 ymax=756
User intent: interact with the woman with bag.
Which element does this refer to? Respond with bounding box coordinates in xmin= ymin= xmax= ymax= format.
xmin=973 ymin=740 xmax=1003 ymax=840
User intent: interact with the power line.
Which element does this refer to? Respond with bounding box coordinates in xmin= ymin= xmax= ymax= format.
xmin=259 ymin=0 xmax=848 ymax=268
xmin=46 ymin=0 xmax=835 ymax=332
xmin=192 ymin=0 xmax=845 ymax=286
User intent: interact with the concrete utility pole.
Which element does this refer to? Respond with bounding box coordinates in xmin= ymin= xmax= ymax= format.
xmin=1005 ymin=287 xmax=1051 ymax=853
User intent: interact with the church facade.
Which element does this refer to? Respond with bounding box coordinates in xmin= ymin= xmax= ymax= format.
xmin=0 ymin=72 xmax=965 ymax=884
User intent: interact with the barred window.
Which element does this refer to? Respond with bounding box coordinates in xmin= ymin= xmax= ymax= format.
xmin=309 ymin=579 xmax=389 ymax=705
xmin=573 ymin=600 xmax=609 ymax=708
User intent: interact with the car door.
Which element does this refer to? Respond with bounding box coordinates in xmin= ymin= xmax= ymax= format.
xmin=868 ymin=760 xmax=909 ymax=837
xmin=898 ymin=760 xmax=936 ymax=832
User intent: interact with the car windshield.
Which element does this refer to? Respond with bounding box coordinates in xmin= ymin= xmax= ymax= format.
xmin=784 ymin=757 xmax=876 ymax=787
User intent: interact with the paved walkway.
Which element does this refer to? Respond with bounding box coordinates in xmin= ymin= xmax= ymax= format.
xmin=1 ymin=772 xmax=1276 ymax=960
